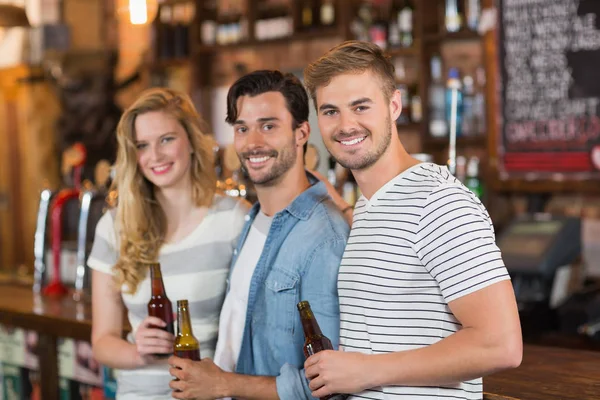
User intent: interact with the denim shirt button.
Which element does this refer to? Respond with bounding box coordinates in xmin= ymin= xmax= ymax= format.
xmin=244 ymin=214 xmax=250 ymax=221
xmin=234 ymin=249 xmax=238 ymax=255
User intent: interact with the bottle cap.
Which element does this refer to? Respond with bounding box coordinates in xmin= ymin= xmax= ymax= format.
xmin=177 ymin=299 xmax=189 ymax=307
xmin=448 ymin=67 xmax=460 ymax=79
xmin=297 ymin=300 xmax=310 ymax=311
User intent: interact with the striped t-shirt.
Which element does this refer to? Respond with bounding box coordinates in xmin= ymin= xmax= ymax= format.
xmin=87 ymin=195 xmax=249 ymax=400
xmin=339 ymin=163 xmax=509 ymax=400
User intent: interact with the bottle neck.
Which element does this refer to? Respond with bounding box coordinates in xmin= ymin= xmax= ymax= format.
xmin=177 ymin=303 xmax=193 ymax=336
xmin=150 ymin=264 xmax=167 ymax=296
xmin=300 ymin=307 xmax=323 ymax=338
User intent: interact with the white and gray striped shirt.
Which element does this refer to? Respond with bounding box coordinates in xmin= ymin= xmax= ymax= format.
xmin=88 ymin=195 xmax=249 ymax=400
xmin=339 ymin=163 xmax=509 ymax=400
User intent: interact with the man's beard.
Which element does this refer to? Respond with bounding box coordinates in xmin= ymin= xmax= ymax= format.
xmin=332 ymin=115 xmax=392 ymax=171
xmin=238 ymin=141 xmax=297 ymax=186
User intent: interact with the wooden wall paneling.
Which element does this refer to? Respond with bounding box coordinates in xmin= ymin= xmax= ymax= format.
xmin=0 ymin=78 xmax=14 ymax=272
xmin=0 ymin=66 xmax=26 ymax=273
xmin=483 ymin=0 xmax=501 ymax=192
xmin=0 ymin=66 xmax=60 ymax=274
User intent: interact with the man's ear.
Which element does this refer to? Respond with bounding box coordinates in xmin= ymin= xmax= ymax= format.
xmin=295 ymin=121 xmax=311 ymax=148
xmin=389 ymin=89 xmax=402 ymax=121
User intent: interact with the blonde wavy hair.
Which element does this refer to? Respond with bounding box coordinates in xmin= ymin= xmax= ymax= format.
xmin=111 ymin=87 xmax=216 ymax=294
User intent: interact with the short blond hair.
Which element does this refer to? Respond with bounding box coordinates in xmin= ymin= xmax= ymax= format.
xmin=304 ymin=40 xmax=396 ymax=105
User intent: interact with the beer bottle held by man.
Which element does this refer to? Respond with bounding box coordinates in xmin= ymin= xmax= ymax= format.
xmin=147 ymin=263 xmax=175 ymax=357
xmin=174 ymin=299 xmax=201 ymax=361
xmin=297 ymin=300 xmax=347 ymax=400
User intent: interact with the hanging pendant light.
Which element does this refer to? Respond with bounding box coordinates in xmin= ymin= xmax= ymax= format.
xmin=116 ymin=0 xmax=159 ymax=25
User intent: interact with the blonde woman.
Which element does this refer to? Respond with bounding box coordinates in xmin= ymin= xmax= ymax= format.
xmin=88 ymin=88 xmax=249 ymax=400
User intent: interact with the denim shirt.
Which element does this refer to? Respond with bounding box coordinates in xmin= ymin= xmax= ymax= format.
xmin=227 ymin=173 xmax=349 ymax=400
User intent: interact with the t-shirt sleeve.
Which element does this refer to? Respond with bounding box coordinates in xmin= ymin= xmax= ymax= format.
xmin=87 ymin=210 xmax=119 ymax=275
xmin=414 ymin=183 xmax=510 ymax=303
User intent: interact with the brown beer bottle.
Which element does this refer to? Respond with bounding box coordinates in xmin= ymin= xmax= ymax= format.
xmin=174 ymin=300 xmax=201 ymax=361
xmin=147 ymin=263 xmax=175 ymax=349
xmin=297 ymin=301 xmax=347 ymax=400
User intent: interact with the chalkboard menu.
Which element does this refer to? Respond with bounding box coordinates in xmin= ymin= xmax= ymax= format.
xmin=498 ymin=0 xmax=600 ymax=179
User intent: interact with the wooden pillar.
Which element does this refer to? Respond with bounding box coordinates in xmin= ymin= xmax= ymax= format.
xmin=0 ymin=66 xmax=60 ymax=274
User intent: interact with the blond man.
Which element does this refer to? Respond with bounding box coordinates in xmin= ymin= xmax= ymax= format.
xmin=302 ymin=41 xmax=522 ymax=400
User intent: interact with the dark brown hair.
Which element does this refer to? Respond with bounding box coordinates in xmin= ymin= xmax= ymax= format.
xmin=226 ymin=70 xmax=309 ymax=130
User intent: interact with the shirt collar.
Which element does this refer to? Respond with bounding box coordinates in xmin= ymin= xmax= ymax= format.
xmin=248 ymin=171 xmax=329 ymax=221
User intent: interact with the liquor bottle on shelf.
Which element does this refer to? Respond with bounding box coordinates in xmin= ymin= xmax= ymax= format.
xmin=320 ymin=0 xmax=335 ymax=27
xmin=200 ymin=0 xmax=217 ymax=45
xmin=465 ymin=156 xmax=482 ymax=199
xmin=351 ymin=0 xmax=372 ymax=42
xmin=388 ymin=0 xmax=402 ymax=49
xmin=393 ymin=57 xmax=407 ymax=81
xmin=398 ymin=0 xmax=414 ymax=48
xmin=465 ymin=0 xmax=480 ymax=31
xmin=216 ymin=0 xmax=245 ymax=45
xmin=428 ymin=54 xmax=448 ymax=137
xmin=445 ymin=0 xmax=462 ymax=33
xmin=461 ymin=75 xmax=476 ymax=136
xmin=256 ymin=1 xmax=292 ymax=40
xmin=369 ymin=5 xmax=387 ymax=50
xmin=299 ymin=0 xmax=315 ymax=32
xmin=474 ymin=67 xmax=487 ymax=136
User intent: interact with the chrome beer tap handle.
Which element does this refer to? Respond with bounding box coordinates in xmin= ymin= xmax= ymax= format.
xmin=33 ymin=189 xmax=53 ymax=293
xmin=75 ymin=190 xmax=94 ymax=294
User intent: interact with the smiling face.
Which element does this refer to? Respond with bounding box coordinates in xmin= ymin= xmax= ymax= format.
xmin=315 ymin=70 xmax=398 ymax=171
xmin=134 ymin=110 xmax=193 ymax=190
xmin=233 ymin=91 xmax=305 ymax=187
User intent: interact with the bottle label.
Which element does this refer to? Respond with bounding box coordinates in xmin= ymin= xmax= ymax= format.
xmin=398 ymin=9 xmax=412 ymax=32
xmin=174 ymin=349 xmax=201 ymax=361
xmin=321 ymin=3 xmax=334 ymax=25
xmin=446 ymin=14 xmax=462 ymax=32
xmin=369 ymin=26 xmax=387 ymax=50
xmin=430 ymin=119 xmax=448 ymax=137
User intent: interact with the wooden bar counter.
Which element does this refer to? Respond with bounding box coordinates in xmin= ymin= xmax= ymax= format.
xmin=1 ymin=282 xmax=599 ymax=400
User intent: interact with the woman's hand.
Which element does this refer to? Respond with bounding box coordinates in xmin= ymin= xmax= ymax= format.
xmin=134 ymin=316 xmax=175 ymax=361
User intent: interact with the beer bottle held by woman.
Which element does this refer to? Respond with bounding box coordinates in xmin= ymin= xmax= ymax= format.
xmin=147 ymin=263 xmax=175 ymax=357
xmin=174 ymin=299 xmax=201 ymax=361
xmin=297 ymin=300 xmax=347 ymax=400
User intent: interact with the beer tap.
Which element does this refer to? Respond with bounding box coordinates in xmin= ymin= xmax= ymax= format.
xmin=43 ymin=143 xmax=87 ymax=297
xmin=33 ymin=188 xmax=54 ymax=294
xmin=74 ymin=189 xmax=93 ymax=300
xmin=74 ymin=160 xmax=112 ymax=301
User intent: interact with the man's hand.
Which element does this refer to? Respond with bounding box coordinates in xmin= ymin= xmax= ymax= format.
xmin=304 ymin=350 xmax=371 ymax=398
xmin=168 ymin=356 xmax=229 ymax=400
